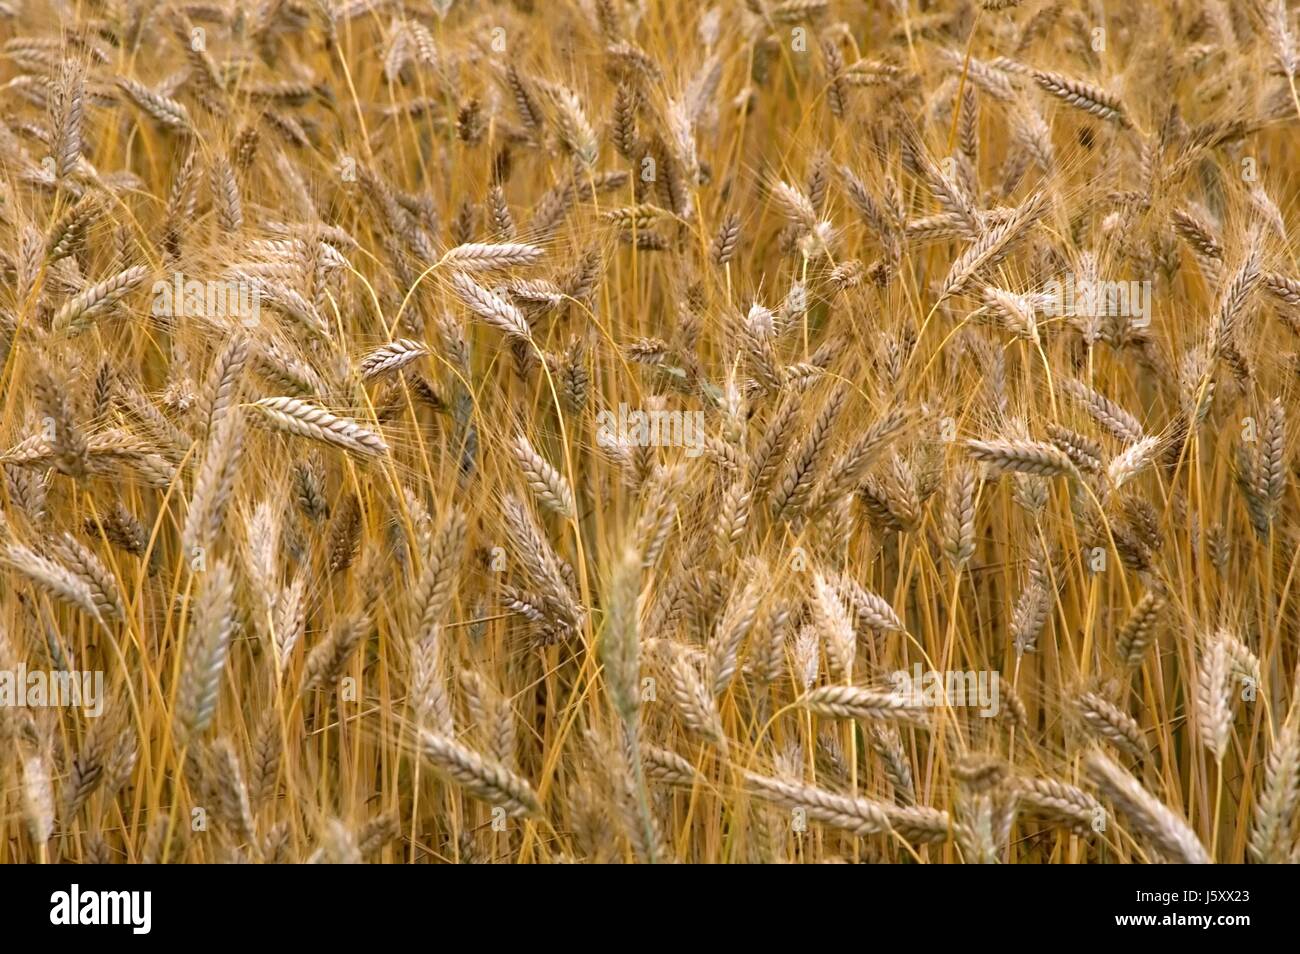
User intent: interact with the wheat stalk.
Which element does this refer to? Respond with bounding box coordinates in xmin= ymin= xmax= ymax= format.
xmin=252 ymin=396 xmax=389 ymax=457
xmin=418 ymin=731 xmax=541 ymax=818
xmin=1085 ymin=750 xmax=1211 ymax=863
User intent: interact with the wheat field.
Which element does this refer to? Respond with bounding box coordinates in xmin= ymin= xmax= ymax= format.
xmin=1 ymin=0 xmax=1299 ymax=865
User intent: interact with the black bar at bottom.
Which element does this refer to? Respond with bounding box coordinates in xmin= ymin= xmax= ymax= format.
xmin=0 ymin=863 xmax=1281 ymax=941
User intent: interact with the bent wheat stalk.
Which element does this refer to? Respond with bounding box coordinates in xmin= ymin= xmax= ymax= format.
xmin=418 ymin=731 xmax=541 ymax=818
xmin=252 ymin=396 xmax=389 ymax=457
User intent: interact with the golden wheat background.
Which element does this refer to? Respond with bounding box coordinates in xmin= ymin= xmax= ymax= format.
xmin=1 ymin=0 xmax=1299 ymax=864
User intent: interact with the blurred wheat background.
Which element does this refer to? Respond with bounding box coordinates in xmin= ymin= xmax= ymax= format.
xmin=2 ymin=0 xmax=1300 ymax=863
